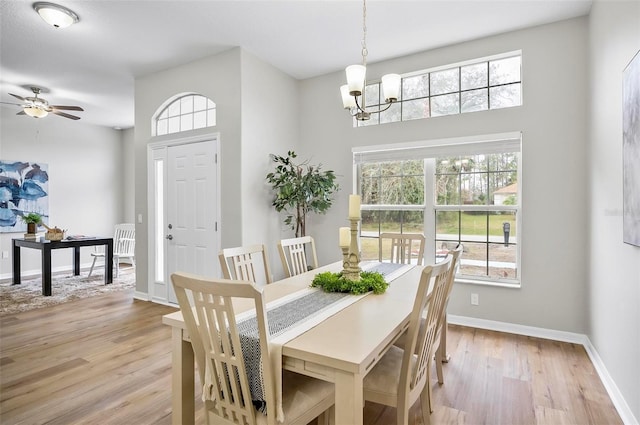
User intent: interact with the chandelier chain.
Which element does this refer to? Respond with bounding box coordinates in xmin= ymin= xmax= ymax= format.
xmin=361 ymin=0 xmax=367 ymax=67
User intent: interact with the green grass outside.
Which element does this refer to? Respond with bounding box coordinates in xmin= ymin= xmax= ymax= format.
xmin=361 ymin=212 xmax=516 ymax=237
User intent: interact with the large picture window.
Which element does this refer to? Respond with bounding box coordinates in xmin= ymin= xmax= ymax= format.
xmin=355 ymin=133 xmax=521 ymax=285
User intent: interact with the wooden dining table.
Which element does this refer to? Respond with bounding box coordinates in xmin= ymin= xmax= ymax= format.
xmin=162 ymin=260 xmax=424 ymax=425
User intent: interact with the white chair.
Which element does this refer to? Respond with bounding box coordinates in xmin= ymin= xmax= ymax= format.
xmin=277 ymin=236 xmax=319 ymax=278
xmin=379 ymin=232 xmax=425 ymax=265
xmin=89 ymin=223 xmax=135 ymax=278
xmin=170 ymin=272 xmax=334 ymax=425
xmin=437 ymin=244 xmax=463 ymax=364
xmin=363 ymin=256 xmax=452 ymax=425
xmin=219 ymin=244 xmax=273 ymax=284
xmin=394 ymin=244 xmax=463 ymax=368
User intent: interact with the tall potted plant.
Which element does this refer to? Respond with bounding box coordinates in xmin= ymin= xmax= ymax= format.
xmin=266 ymin=151 xmax=339 ymax=237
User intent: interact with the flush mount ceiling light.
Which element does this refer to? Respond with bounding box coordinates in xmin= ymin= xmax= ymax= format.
xmin=33 ymin=2 xmax=79 ymax=28
xmin=340 ymin=0 xmax=400 ymax=121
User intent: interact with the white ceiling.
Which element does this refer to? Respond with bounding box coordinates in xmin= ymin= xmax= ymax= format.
xmin=0 ymin=0 xmax=592 ymax=129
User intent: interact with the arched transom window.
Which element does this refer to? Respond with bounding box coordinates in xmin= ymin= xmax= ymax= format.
xmin=155 ymin=94 xmax=216 ymax=136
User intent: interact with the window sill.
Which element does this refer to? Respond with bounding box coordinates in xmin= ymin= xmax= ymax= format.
xmin=455 ymin=277 xmax=521 ymax=289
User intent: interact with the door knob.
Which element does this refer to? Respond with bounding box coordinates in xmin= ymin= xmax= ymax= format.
xmin=166 ymin=235 xmax=173 ymax=240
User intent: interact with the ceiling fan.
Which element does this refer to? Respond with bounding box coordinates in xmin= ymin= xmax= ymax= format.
xmin=1 ymin=87 xmax=84 ymax=120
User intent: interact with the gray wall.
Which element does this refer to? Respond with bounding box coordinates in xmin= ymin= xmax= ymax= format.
xmin=0 ymin=108 xmax=125 ymax=278
xmin=135 ymin=47 xmax=243 ymax=294
xmin=588 ymin=0 xmax=640 ymax=420
xmin=240 ymin=49 xmax=300 ymax=280
xmin=134 ymin=47 xmax=299 ymax=291
xmin=299 ymin=17 xmax=590 ymax=333
xmin=122 ymin=127 xmax=135 ymax=224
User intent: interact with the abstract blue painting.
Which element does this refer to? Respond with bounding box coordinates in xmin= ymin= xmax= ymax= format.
xmin=0 ymin=160 xmax=49 ymax=233
xmin=623 ymin=51 xmax=640 ymax=247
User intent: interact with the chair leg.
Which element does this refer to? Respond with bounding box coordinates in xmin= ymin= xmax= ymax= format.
xmin=440 ymin=314 xmax=451 ymax=363
xmin=419 ymin=387 xmax=432 ymax=425
xmin=426 ymin=369 xmax=434 ymax=413
xmin=115 ymin=255 xmax=120 ymax=278
xmin=435 ymin=345 xmax=445 ymax=384
xmin=88 ymin=256 xmax=98 ymax=277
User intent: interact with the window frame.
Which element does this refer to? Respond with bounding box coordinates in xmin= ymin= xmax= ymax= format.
xmin=355 ymin=51 xmax=522 ymax=128
xmin=154 ymin=93 xmax=216 ymax=136
xmin=354 ymin=133 xmax=522 ymax=287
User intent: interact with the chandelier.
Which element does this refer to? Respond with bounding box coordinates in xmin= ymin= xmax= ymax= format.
xmin=340 ymin=0 xmax=400 ymax=121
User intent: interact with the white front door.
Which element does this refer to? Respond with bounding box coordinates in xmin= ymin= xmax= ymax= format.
xmin=166 ymin=140 xmax=218 ymax=304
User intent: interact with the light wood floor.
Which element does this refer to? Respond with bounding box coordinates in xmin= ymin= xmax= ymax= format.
xmin=0 ymin=289 xmax=622 ymax=425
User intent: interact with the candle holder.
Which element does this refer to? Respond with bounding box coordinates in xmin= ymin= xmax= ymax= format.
xmin=342 ymin=217 xmax=361 ymax=281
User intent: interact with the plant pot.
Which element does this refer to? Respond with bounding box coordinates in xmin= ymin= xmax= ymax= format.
xmin=27 ymin=223 xmax=36 ymax=234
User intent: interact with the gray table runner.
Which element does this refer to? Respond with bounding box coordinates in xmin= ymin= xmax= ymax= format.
xmin=237 ymin=261 xmax=409 ymax=414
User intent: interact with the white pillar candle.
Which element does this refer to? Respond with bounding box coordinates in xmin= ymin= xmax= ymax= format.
xmin=339 ymin=227 xmax=351 ymax=248
xmin=348 ymin=194 xmax=361 ymax=219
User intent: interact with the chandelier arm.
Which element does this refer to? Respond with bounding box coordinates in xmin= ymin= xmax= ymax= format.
xmin=354 ymin=95 xmax=395 ymax=115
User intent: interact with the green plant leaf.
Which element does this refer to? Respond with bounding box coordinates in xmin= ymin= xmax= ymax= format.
xmin=266 ymin=151 xmax=340 ymax=237
xmin=311 ymin=271 xmax=388 ymax=295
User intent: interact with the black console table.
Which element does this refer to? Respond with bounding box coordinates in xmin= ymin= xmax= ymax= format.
xmin=12 ymin=237 xmax=114 ymax=296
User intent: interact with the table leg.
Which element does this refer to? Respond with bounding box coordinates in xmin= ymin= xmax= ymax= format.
xmin=42 ymin=245 xmax=52 ymax=296
xmin=105 ymin=240 xmax=113 ymax=284
xmin=73 ymin=247 xmax=81 ymax=276
xmin=334 ymin=369 xmax=364 ymax=425
xmin=171 ymin=328 xmax=195 ymax=425
xmin=12 ymin=240 xmax=21 ymax=285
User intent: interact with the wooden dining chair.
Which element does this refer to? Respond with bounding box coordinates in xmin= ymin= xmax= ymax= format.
xmin=379 ymin=232 xmax=425 ymax=265
xmin=219 ymin=244 xmax=273 ymax=284
xmin=437 ymin=243 xmax=463 ymax=365
xmin=394 ymin=244 xmax=463 ymax=372
xmin=277 ymin=236 xmax=319 ymax=278
xmin=170 ymin=272 xmax=334 ymax=425
xmin=363 ymin=255 xmax=452 ymax=425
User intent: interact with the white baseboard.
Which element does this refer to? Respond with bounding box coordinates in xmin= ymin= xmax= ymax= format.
xmin=448 ymin=315 xmax=638 ymax=425
xmin=133 ymin=291 xmax=150 ymax=301
xmin=581 ymin=338 xmax=639 ymax=425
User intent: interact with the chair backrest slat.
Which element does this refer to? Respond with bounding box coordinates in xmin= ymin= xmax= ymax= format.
xmin=113 ymin=223 xmax=135 ymax=256
xmin=379 ymin=233 xmax=425 ymax=265
xmin=219 ymin=244 xmax=272 ymax=284
xmin=171 ymin=272 xmax=276 ymax=425
xmin=277 ymin=236 xmax=319 ymax=278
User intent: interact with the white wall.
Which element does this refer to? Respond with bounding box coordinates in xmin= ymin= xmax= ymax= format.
xmin=122 ymin=127 xmax=135 ymax=224
xmin=134 ymin=47 xmax=298 ymax=292
xmin=240 ymin=49 xmax=300 ymax=280
xmin=299 ymin=17 xmax=590 ymax=333
xmin=588 ymin=0 xmax=640 ymax=421
xmin=0 ymin=108 xmax=124 ymax=278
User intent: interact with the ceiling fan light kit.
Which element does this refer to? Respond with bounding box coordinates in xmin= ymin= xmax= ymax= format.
xmin=33 ymin=2 xmax=79 ymax=28
xmin=340 ymin=0 xmax=400 ymax=121
xmin=24 ymin=106 xmax=49 ymax=118
xmin=2 ymin=87 xmax=84 ymax=120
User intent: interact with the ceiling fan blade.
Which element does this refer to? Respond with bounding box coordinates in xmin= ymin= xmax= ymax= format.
xmin=50 ymin=105 xmax=84 ymax=111
xmin=51 ymin=110 xmax=81 ymax=120
xmin=1 ymin=101 xmax=23 ymax=106
xmin=9 ymin=93 xmax=26 ymax=101
xmin=16 ymin=110 xmax=26 ymax=115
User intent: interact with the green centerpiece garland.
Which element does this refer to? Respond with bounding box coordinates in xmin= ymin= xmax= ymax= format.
xmin=311 ymin=271 xmax=388 ymax=295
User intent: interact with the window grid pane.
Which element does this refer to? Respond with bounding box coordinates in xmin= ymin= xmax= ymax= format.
xmin=155 ymin=94 xmax=217 ymax=136
xmin=359 ymin=153 xmax=519 ymax=285
xmin=355 ymin=55 xmax=521 ymax=127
